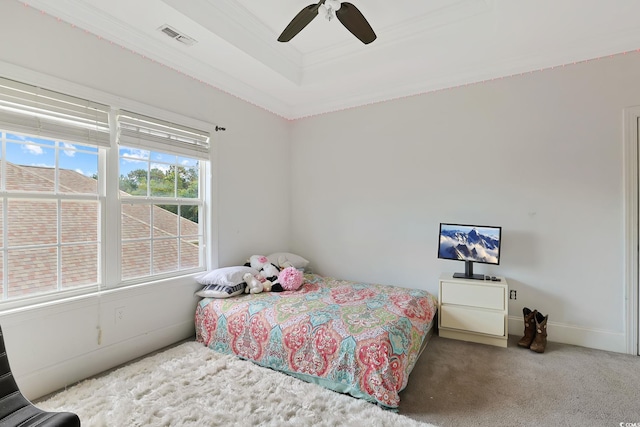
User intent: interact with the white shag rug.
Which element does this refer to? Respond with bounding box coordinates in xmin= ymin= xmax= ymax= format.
xmin=39 ymin=341 xmax=436 ymax=427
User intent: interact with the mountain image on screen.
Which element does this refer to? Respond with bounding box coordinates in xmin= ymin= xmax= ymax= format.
xmin=439 ymin=227 xmax=500 ymax=264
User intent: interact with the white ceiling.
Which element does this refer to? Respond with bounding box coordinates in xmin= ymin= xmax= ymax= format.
xmin=19 ymin=0 xmax=640 ymax=120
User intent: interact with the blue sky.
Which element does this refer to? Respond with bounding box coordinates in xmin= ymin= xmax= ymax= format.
xmin=5 ymin=132 xmax=98 ymax=177
xmin=4 ymin=132 xmax=198 ymax=179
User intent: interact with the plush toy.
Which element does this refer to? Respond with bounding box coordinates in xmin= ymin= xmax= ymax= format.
xmin=243 ymin=272 xmax=264 ymax=294
xmin=271 ymin=267 xmax=303 ymax=292
xmin=252 ymin=273 xmax=273 ymax=292
xmin=243 ymin=255 xmax=280 ymax=291
xmin=247 ymin=255 xmax=270 ymax=270
xmin=260 ymin=263 xmax=280 ymax=281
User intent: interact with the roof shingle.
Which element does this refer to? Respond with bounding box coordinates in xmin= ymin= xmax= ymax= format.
xmin=2 ymin=163 xmax=200 ymax=299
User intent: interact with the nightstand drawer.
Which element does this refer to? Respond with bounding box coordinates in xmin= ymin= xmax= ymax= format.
xmin=441 ymin=305 xmax=505 ymax=336
xmin=441 ymin=282 xmax=504 ymax=310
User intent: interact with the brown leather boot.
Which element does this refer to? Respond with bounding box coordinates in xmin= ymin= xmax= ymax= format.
xmin=529 ymin=311 xmax=548 ymax=353
xmin=517 ymin=307 xmax=537 ymax=348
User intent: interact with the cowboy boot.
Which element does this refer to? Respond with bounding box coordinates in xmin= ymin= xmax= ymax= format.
xmin=529 ymin=311 xmax=548 ymax=353
xmin=517 ymin=307 xmax=537 ymax=348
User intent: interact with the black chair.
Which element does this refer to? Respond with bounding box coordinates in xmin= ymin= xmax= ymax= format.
xmin=0 ymin=326 xmax=80 ymax=426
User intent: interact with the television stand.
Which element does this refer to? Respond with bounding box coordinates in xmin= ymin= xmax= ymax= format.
xmin=438 ymin=274 xmax=509 ymax=348
xmin=453 ymin=260 xmax=485 ymax=280
xmin=453 ymin=272 xmax=485 ymax=280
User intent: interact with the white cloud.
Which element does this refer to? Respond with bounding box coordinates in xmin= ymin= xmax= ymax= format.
xmin=23 ymin=144 xmax=43 ymax=155
xmin=62 ymin=142 xmax=76 ymax=157
xmin=121 ymin=148 xmax=149 ymax=161
xmin=152 ymin=163 xmax=171 ymax=173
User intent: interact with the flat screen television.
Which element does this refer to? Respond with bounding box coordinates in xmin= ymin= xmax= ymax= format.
xmin=437 ymin=223 xmax=501 ymax=280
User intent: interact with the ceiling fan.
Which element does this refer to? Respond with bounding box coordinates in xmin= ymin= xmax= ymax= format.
xmin=278 ymin=0 xmax=377 ymax=45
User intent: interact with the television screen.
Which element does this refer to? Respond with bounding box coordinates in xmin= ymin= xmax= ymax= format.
xmin=438 ymin=223 xmax=501 ymax=265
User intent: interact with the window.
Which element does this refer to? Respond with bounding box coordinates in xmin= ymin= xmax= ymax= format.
xmin=119 ymin=146 xmax=203 ymax=280
xmin=0 ymin=132 xmax=100 ymax=299
xmin=116 ymin=110 xmax=208 ymax=282
xmin=0 ymin=77 xmax=210 ymax=305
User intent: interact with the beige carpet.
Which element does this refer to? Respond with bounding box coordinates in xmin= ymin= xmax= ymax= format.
xmin=38 ymin=333 xmax=640 ymax=427
xmin=38 ymin=341 xmax=435 ymax=427
xmin=399 ymin=334 xmax=640 ymax=427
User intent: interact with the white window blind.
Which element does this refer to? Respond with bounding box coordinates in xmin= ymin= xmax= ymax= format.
xmin=116 ymin=110 xmax=210 ymax=160
xmin=0 ymin=77 xmax=110 ymax=146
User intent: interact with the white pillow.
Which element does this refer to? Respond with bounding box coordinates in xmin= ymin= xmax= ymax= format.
xmin=196 ymin=266 xmax=259 ymax=287
xmin=196 ymin=283 xmax=245 ymax=299
xmin=267 ymin=252 xmax=309 ymax=269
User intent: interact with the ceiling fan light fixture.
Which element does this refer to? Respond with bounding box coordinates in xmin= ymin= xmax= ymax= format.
xmin=318 ymin=4 xmax=334 ymax=21
xmin=326 ymin=0 xmax=342 ymax=11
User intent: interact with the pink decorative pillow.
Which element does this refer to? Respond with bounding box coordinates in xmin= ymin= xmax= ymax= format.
xmin=277 ymin=267 xmax=303 ymax=291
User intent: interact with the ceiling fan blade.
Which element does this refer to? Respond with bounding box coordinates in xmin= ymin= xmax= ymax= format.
xmin=336 ymin=2 xmax=376 ymax=44
xmin=277 ymin=1 xmax=324 ymax=42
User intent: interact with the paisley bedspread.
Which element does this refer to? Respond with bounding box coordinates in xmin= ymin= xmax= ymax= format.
xmin=195 ymin=273 xmax=437 ymax=408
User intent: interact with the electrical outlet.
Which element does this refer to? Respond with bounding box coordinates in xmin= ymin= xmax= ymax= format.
xmin=509 ymin=290 xmax=517 ymax=300
xmin=115 ymin=306 xmax=126 ymax=324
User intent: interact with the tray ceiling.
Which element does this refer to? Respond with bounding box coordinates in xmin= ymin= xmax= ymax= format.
xmin=19 ymin=0 xmax=640 ymax=119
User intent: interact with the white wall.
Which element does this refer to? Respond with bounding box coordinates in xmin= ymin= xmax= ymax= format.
xmin=290 ymin=52 xmax=640 ymax=353
xmin=0 ymin=0 xmax=636 ymax=402
xmin=0 ymin=1 xmax=290 ymax=399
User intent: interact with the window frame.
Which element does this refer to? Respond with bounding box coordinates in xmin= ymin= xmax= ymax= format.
xmin=116 ymin=143 xmax=206 ymax=285
xmin=0 ymin=73 xmax=214 ymax=309
xmin=0 ymin=129 xmax=106 ymax=308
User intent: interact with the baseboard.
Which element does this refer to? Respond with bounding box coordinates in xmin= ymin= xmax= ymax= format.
xmin=19 ymin=320 xmax=195 ymax=401
xmin=15 ymin=317 xmax=630 ymax=400
xmin=507 ymin=316 xmax=627 ymax=354
xmin=439 ymin=328 xmax=507 ymax=348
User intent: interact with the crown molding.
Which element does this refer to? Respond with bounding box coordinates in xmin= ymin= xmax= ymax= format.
xmin=18 ymin=0 xmax=294 ymax=119
xmin=17 ymin=0 xmax=640 ymax=121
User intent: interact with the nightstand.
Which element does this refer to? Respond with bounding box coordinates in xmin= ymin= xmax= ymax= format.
xmin=438 ymin=274 xmax=509 ymax=348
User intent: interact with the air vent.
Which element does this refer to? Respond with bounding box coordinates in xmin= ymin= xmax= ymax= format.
xmin=158 ymin=24 xmax=197 ymax=46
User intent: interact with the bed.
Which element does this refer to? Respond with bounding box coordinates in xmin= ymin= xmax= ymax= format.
xmin=195 ymin=273 xmax=437 ymax=408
